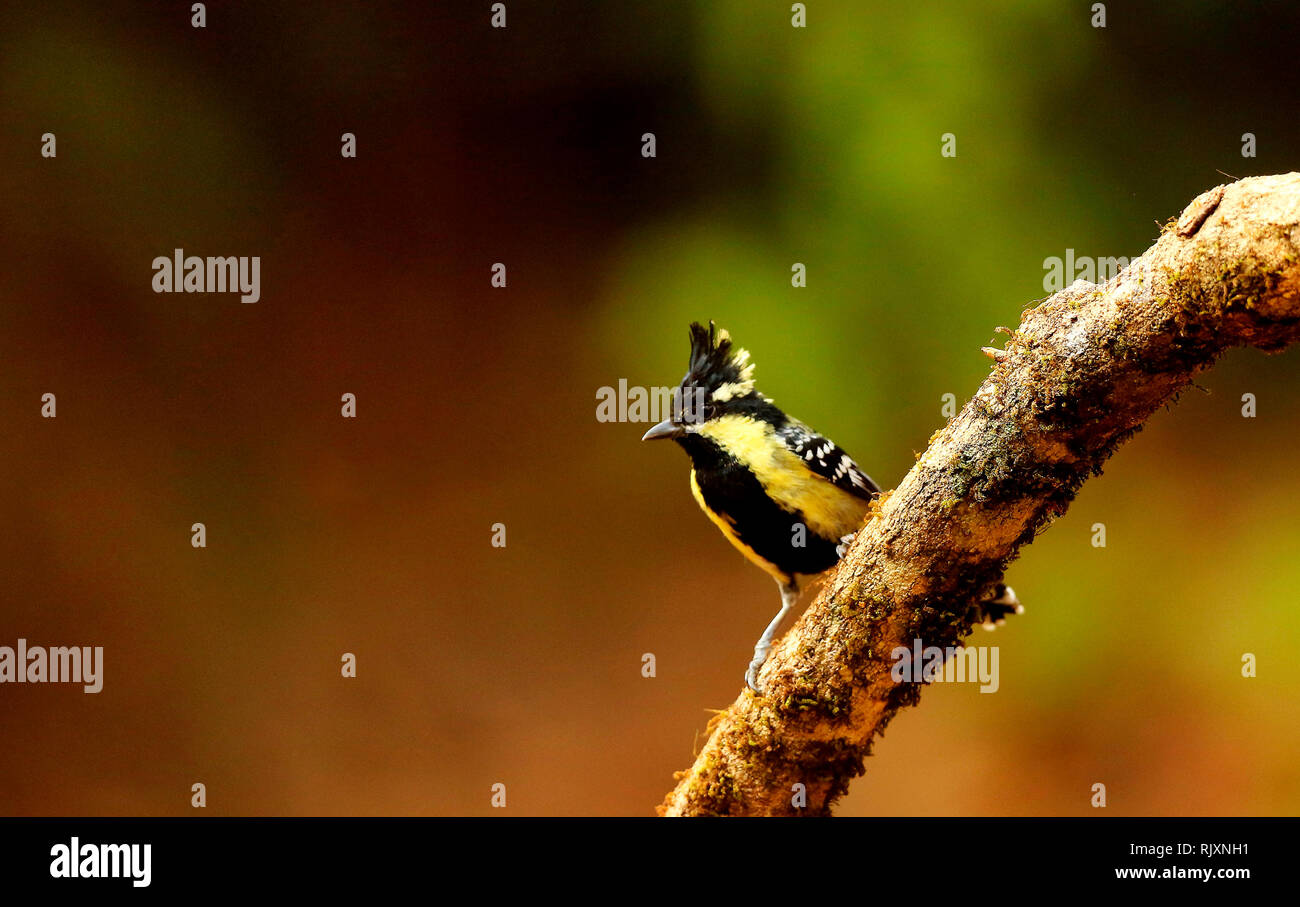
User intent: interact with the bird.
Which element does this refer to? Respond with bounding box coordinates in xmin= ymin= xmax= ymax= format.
xmin=643 ymin=321 xmax=1020 ymax=693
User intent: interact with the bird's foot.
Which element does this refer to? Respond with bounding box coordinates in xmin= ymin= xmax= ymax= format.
xmin=835 ymin=532 xmax=857 ymax=559
xmin=975 ymin=583 xmax=1024 ymax=630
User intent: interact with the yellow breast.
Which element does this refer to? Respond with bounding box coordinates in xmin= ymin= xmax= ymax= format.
xmin=696 ymin=414 xmax=869 ymax=541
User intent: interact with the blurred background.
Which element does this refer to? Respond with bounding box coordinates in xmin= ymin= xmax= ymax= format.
xmin=1 ymin=0 xmax=1298 ymax=816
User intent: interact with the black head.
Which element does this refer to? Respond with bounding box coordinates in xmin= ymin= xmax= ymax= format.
xmin=642 ymin=321 xmax=775 ymax=442
xmin=682 ymin=321 xmax=757 ymax=404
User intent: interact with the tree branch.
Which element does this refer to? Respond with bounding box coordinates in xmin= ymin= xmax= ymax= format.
xmin=660 ymin=172 xmax=1300 ymax=817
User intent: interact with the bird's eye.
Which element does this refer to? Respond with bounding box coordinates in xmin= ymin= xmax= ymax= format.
xmin=675 ymin=388 xmax=713 ymax=425
xmin=684 ymin=401 xmax=715 ymax=424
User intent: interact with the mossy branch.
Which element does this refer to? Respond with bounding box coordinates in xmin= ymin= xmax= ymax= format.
xmin=660 ymin=173 xmax=1300 ymax=817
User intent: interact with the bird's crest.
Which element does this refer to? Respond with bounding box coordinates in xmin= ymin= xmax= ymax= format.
xmin=685 ymin=321 xmax=758 ymax=404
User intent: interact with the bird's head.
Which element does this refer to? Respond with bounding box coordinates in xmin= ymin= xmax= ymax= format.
xmin=642 ymin=321 xmax=765 ymax=443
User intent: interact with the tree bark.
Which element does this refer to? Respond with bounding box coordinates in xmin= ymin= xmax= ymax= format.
xmin=659 ymin=172 xmax=1300 ymax=817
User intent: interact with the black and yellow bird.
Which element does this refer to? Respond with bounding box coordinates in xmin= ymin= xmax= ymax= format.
xmin=644 ymin=322 xmax=1019 ymax=692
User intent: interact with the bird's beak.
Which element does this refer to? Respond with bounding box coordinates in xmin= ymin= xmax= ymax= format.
xmin=642 ymin=419 xmax=685 ymax=441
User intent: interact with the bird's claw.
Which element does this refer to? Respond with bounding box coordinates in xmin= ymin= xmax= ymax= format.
xmin=835 ymin=531 xmax=857 ymax=559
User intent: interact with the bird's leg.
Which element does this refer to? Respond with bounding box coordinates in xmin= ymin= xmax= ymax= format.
xmin=974 ymin=583 xmax=1024 ymax=629
xmin=746 ymin=580 xmax=800 ymax=693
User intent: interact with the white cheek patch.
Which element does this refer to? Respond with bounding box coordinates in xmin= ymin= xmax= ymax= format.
xmin=707 ymin=346 xmax=757 ymax=404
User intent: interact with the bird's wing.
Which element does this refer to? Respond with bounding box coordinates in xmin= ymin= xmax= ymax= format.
xmin=778 ymin=421 xmax=881 ymax=501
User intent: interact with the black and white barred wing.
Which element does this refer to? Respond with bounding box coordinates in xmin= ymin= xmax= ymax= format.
xmin=778 ymin=421 xmax=881 ymax=500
